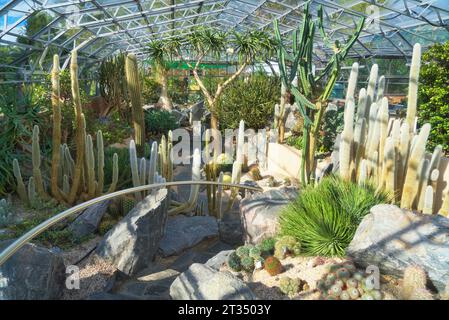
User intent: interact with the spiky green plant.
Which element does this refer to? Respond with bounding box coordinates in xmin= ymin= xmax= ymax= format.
xmin=279 ymin=176 xmax=390 ymax=256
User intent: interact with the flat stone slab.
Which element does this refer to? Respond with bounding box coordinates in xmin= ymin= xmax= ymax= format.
xmin=170 ymin=263 xmax=256 ymax=300
xmin=159 ymin=215 xmax=218 ymax=257
xmin=69 ymin=199 xmax=111 ymax=238
xmin=95 ymin=189 xmax=169 ymax=275
xmin=347 ymin=204 xmax=449 ymax=293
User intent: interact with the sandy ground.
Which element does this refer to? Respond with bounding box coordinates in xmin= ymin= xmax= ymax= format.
xmin=220 ymin=255 xmax=403 ymax=300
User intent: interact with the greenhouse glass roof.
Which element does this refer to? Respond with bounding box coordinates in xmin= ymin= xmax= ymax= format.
xmin=1 ymin=0 xmax=448 ymax=78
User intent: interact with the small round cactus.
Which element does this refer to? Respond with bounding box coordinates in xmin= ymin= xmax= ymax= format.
xmin=340 ymin=290 xmax=351 ymax=300
xmin=348 ymin=287 xmax=360 ymax=300
xmin=336 ymin=267 xmax=351 ymax=280
xmin=371 ymin=290 xmax=383 ymax=300
xmin=257 ymin=237 xmax=276 ymax=257
xmin=249 ymin=246 xmax=261 ymax=259
xmin=264 ymin=256 xmax=283 ymax=276
xmin=227 ymin=251 xmax=242 ymax=272
xmin=329 ymin=284 xmax=342 ymax=297
xmin=346 ymin=278 xmax=358 ymax=288
xmin=279 ymin=277 xmax=300 ymax=297
xmin=240 ymin=256 xmax=255 ymax=272
xmin=236 ymin=245 xmax=250 ymax=258
xmin=361 ymin=293 xmax=374 ymax=300
xmin=274 ymin=235 xmax=301 ymax=259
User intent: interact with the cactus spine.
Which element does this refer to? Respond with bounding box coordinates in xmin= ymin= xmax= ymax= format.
xmin=125 ymin=53 xmax=145 ymax=156
xmin=50 ymin=54 xmax=63 ymax=202
xmin=406 ymin=44 xmax=422 ymax=134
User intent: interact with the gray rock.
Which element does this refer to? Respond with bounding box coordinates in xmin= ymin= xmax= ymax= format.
xmin=205 ymin=250 xmax=233 ymax=271
xmin=170 ymin=263 xmax=256 ymax=300
xmin=240 ymin=187 xmax=298 ymax=244
xmin=69 ymin=199 xmax=111 ymax=238
xmin=95 ymin=189 xmax=169 ymax=275
xmin=159 ymin=215 xmax=218 ymax=257
xmin=219 ymin=213 xmax=244 ymax=246
xmin=347 ymin=204 xmax=449 ymax=293
xmin=0 ymin=240 xmax=66 ymax=300
xmin=171 ymin=109 xmax=189 ymax=126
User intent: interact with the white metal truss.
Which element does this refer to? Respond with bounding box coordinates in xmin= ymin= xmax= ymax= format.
xmin=0 ymin=0 xmax=448 ymax=82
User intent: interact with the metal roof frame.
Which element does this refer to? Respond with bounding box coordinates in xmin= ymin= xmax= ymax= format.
xmin=1 ymin=0 xmax=448 ymax=82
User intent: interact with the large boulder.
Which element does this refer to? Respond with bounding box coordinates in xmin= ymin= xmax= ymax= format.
xmin=95 ymin=189 xmax=169 ymax=275
xmin=159 ymin=215 xmax=218 ymax=257
xmin=240 ymin=187 xmax=298 ymax=244
xmin=170 ymin=263 xmax=255 ymax=300
xmin=347 ymin=204 xmax=449 ymax=293
xmin=0 ymin=241 xmax=66 ymax=300
xmin=69 ymin=199 xmax=111 ymax=239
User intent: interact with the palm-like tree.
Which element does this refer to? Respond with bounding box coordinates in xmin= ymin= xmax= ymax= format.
xmin=168 ymin=27 xmax=274 ymax=130
xmin=147 ymin=40 xmax=173 ymax=110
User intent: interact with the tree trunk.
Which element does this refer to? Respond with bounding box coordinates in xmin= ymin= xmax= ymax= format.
xmin=158 ymin=68 xmax=173 ymax=110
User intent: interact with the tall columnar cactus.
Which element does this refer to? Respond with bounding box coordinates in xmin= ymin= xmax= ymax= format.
xmin=337 ymin=44 xmax=447 ymax=214
xmin=401 ymin=124 xmax=431 ymax=209
xmin=50 ymin=54 xmax=63 ymax=202
xmin=96 ymin=130 xmax=105 ymax=196
xmin=32 ymin=125 xmax=48 ymax=200
xmin=125 ymin=53 xmax=145 ymax=156
xmin=274 ymin=1 xmax=365 ymax=184
xmin=405 ymin=44 xmax=422 ymax=134
xmin=12 ymin=159 xmax=27 ymax=203
xmin=129 ymin=139 xmax=143 ymax=202
xmin=68 ymin=50 xmax=86 ymax=205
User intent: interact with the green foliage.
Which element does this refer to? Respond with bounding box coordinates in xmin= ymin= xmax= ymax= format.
xmin=418 ymin=41 xmax=449 ymax=153
xmin=227 ymin=251 xmax=242 ymax=272
xmin=104 ymin=146 xmax=132 ymax=190
xmin=279 ymin=176 xmax=390 ymax=257
xmin=285 ymin=135 xmax=303 ymax=150
xmin=142 ymin=77 xmax=162 ymax=104
xmin=320 ymin=107 xmax=345 ymax=153
xmin=216 ymin=73 xmax=280 ymax=129
xmin=257 ymin=237 xmax=276 ymax=257
xmin=88 ymin=111 xmax=132 ymax=146
xmin=0 ymin=198 xmax=14 ymax=227
xmin=236 ymin=245 xmax=251 ymax=258
xmin=144 ymin=108 xmax=178 ymax=136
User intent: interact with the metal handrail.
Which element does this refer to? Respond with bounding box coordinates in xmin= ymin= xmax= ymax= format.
xmin=0 ymin=180 xmax=262 ymax=267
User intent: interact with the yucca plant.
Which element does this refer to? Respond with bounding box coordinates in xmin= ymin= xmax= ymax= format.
xmin=279 ymin=176 xmax=390 ymax=257
xmin=167 ymin=28 xmax=275 ymax=130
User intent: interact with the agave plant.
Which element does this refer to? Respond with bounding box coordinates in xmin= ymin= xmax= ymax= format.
xmin=278 ymin=176 xmax=390 ymax=257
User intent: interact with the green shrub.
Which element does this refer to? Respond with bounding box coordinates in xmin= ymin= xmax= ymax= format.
xmin=144 ymin=108 xmax=178 ymax=135
xmin=285 ymin=135 xmax=303 ymax=150
xmin=279 ymin=176 xmax=390 ymax=257
xmin=216 ymin=73 xmax=280 ymax=129
xmin=142 ymin=77 xmax=162 ymax=104
xmin=320 ymin=107 xmax=344 ymax=153
xmin=418 ymin=41 xmax=449 ymax=153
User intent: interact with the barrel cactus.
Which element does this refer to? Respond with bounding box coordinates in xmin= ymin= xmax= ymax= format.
xmin=264 ymin=256 xmax=283 ymax=276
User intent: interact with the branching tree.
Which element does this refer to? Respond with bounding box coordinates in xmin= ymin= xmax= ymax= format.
xmin=147 ymin=40 xmax=173 ymax=110
xmin=167 ymin=28 xmax=275 ymax=130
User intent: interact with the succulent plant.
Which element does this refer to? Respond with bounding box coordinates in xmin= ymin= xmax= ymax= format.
xmin=240 ymin=256 xmax=255 ymax=272
xmin=257 ymin=237 xmax=276 ymax=257
xmin=236 ymin=245 xmax=251 ymax=258
xmin=249 ymin=246 xmax=261 ymax=259
xmin=400 ymin=265 xmax=433 ymax=300
xmin=264 ymin=256 xmax=283 ymax=276
xmin=317 ymin=262 xmax=384 ymax=300
xmin=0 ymin=198 xmax=13 ymax=227
xmin=279 ymin=277 xmax=300 ymax=297
xmin=227 ymin=251 xmax=242 ymax=272
xmin=274 ymin=235 xmax=301 ymax=259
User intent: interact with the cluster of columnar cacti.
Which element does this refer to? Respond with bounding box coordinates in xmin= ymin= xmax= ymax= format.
xmin=274 ymin=2 xmax=365 ymax=184
xmin=13 ymin=52 xmax=119 ymax=206
xmin=338 ymin=43 xmax=449 ymax=215
xmin=317 ymin=261 xmax=382 ymax=300
xmin=125 ymin=53 xmax=145 ymax=156
xmin=0 ymin=197 xmax=13 ymax=227
xmin=203 ymin=120 xmax=244 ymax=218
xmin=400 ymin=266 xmax=434 ymax=300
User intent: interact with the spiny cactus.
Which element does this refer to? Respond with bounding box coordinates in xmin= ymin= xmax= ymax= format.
xmin=227 ymin=251 xmax=242 ymax=272
xmin=264 ymin=256 xmax=283 ymax=276
xmin=337 ymin=44 xmax=447 ymax=214
xmin=125 ymin=53 xmax=145 ymax=156
xmin=400 ymin=265 xmax=433 ymax=300
xmin=257 ymin=237 xmax=276 ymax=258
xmin=274 ymin=235 xmax=301 ymax=259
xmin=12 ymin=159 xmax=27 ymax=203
xmin=0 ymin=198 xmax=13 ymax=227
xmin=279 ymin=277 xmax=300 ymax=297
xmin=240 ymin=256 xmax=255 ymax=272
